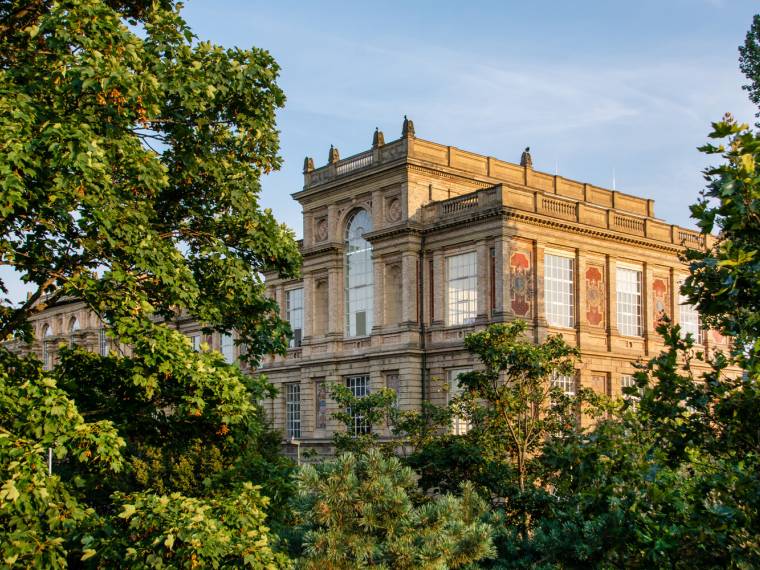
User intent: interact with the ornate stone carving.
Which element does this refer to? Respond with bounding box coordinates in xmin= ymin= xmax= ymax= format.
xmin=328 ymin=144 xmax=340 ymax=164
xmin=520 ymin=146 xmax=533 ymax=168
xmin=303 ymin=156 xmax=314 ymax=173
xmin=652 ymin=277 xmax=669 ymax=325
xmin=402 ymin=115 xmax=415 ymax=138
xmin=510 ymin=251 xmax=532 ymax=317
xmin=315 ymin=217 xmax=328 ymax=242
xmin=387 ymin=197 xmax=401 ymax=222
xmin=372 ymin=127 xmax=385 ymax=148
xmin=585 ymin=265 xmax=605 ymax=327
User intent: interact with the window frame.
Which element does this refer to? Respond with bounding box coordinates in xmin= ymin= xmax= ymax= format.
xmin=344 ymin=210 xmax=374 ymax=338
xmin=345 ymin=374 xmax=371 ymax=435
xmin=678 ymin=279 xmax=702 ymax=344
xmin=446 ymin=251 xmax=478 ymax=326
xmin=544 ymin=251 xmax=575 ymax=328
xmin=285 ymin=382 xmax=301 ymax=439
xmin=447 ymin=367 xmax=473 ymax=435
xmin=616 ymin=266 xmax=643 ymax=337
xmin=286 ymin=287 xmax=304 ymax=348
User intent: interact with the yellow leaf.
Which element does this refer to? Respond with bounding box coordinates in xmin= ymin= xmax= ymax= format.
xmin=81 ymin=549 xmax=97 ymax=561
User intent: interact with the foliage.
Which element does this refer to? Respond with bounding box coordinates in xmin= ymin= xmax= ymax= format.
xmin=686 ymin=115 xmax=760 ymax=375
xmin=739 ymin=14 xmax=760 ymax=123
xmin=0 ymin=349 xmax=124 ymax=568
xmin=0 ymin=0 xmax=300 ymax=566
xmin=0 ymin=0 xmax=300 ymax=350
xmin=87 ymin=483 xmax=291 ymax=569
xmin=328 ymin=383 xmax=398 ymax=454
xmin=292 ymin=449 xmax=495 ymax=569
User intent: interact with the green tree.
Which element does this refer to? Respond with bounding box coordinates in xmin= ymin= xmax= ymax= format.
xmin=0 ymin=0 xmax=299 ymax=566
xmin=293 ymin=449 xmax=495 ymax=569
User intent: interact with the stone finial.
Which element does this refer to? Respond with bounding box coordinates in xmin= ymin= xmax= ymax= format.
xmin=402 ymin=115 xmax=415 ymax=138
xmin=303 ymin=156 xmax=314 ymax=174
xmin=328 ymin=144 xmax=340 ymax=164
xmin=520 ymin=146 xmax=532 ymax=169
xmin=372 ymin=127 xmax=385 ymax=148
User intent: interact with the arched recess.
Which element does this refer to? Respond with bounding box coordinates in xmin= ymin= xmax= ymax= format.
xmin=344 ymin=209 xmax=373 ymax=337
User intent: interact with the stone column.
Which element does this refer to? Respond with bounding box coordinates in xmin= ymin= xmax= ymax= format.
xmin=401 ymin=252 xmax=418 ymax=325
xmin=302 ymin=273 xmax=314 ymax=340
xmin=328 ymin=266 xmax=343 ymax=336
xmin=432 ymin=250 xmax=445 ymax=324
xmin=494 ymin=238 xmax=505 ymax=316
xmin=373 ymin=257 xmax=384 ymax=330
xmin=606 ymin=255 xmax=617 ymax=349
xmin=476 ymin=242 xmax=489 ymax=320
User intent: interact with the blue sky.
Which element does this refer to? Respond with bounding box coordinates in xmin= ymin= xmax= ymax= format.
xmin=182 ymin=0 xmax=758 ymax=235
xmin=3 ymin=1 xmax=758 ymax=302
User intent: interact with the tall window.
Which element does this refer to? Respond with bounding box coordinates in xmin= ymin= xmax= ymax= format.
xmin=42 ymin=324 xmax=53 ymax=370
xmin=345 ymin=210 xmax=373 ymax=337
xmin=346 ymin=374 xmax=370 ymax=435
xmin=285 ymin=383 xmax=301 ymax=439
xmin=68 ymin=317 xmax=80 ymax=347
xmin=190 ymin=333 xmax=201 ymax=351
xmin=286 ymin=288 xmax=304 ymax=347
xmin=679 ymin=286 xmax=702 ymax=344
xmin=544 ymin=254 xmax=574 ymax=328
xmin=315 ymin=379 xmax=327 ymax=430
xmin=99 ymin=328 xmax=109 ymax=356
xmin=551 ymin=371 xmax=576 ymax=397
xmin=447 ymin=368 xmax=472 ymax=435
xmin=447 ymin=252 xmax=477 ymax=326
xmin=220 ymin=333 xmax=234 ymax=364
xmin=617 ymin=267 xmax=642 ymax=336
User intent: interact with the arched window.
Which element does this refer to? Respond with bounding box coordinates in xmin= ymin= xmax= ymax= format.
xmin=68 ymin=317 xmax=80 ymax=333
xmin=345 ymin=209 xmax=373 ymax=337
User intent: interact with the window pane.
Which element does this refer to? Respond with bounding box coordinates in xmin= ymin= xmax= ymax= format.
xmin=447 ymin=252 xmax=477 ymax=326
xmin=447 ymin=368 xmax=472 ymax=435
xmin=621 ymin=374 xmax=641 ymax=406
xmin=285 ymin=383 xmax=301 ymax=439
xmin=678 ymin=285 xmax=702 ymax=343
xmin=551 ymin=371 xmax=576 ymax=396
xmin=545 ymin=254 xmax=574 ymax=328
xmin=345 ymin=210 xmax=374 ymax=337
xmin=221 ymin=333 xmax=235 ymax=364
xmin=99 ymin=328 xmax=109 ymax=356
xmin=346 ymin=375 xmax=370 ymax=435
xmin=286 ymin=288 xmax=304 ymax=347
xmin=616 ymin=268 xmax=642 ymax=336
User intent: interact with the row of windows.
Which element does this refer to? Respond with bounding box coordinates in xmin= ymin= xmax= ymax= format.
xmin=285 ymin=369 xmax=645 ymax=439
xmin=282 ymin=251 xmax=703 ymax=342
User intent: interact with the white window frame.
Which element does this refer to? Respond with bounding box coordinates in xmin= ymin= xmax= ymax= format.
xmin=346 ymin=374 xmax=371 ymax=435
xmin=447 ymin=367 xmax=472 ymax=435
xmin=285 ymin=382 xmax=301 ymax=439
xmin=544 ymin=252 xmax=575 ymax=328
xmin=551 ymin=370 xmax=576 ymax=397
xmin=616 ymin=266 xmax=643 ymax=337
xmin=678 ymin=281 xmax=702 ymax=344
xmin=621 ymin=374 xmax=641 ymax=405
xmin=345 ymin=210 xmax=374 ymax=338
xmin=220 ymin=333 xmax=235 ymax=364
xmin=446 ymin=252 xmax=478 ymax=326
xmin=286 ymin=288 xmax=304 ymax=348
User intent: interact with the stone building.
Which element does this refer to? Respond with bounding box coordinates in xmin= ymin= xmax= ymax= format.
xmin=260 ymin=117 xmax=726 ymax=448
xmin=18 ymin=118 xmax=725 ymax=452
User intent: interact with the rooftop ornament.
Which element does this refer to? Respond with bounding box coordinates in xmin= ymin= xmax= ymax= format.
xmin=328 ymin=144 xmax=340 ymax=164
xmin=372 ymin=127 xmax=385 ymax=148
xmin=520 ymin=146 xmax=533 ymax=169
xmin=402 ymin=115 xmax=415 ymax=138
xmin=303 ymin=156 xmax=314 ymax=174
